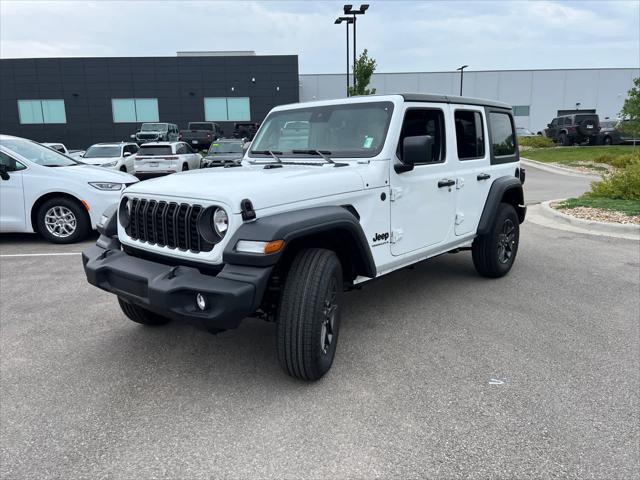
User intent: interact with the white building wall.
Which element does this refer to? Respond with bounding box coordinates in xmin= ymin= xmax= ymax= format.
xmin=299 ymin=68 xmax=639 ymax=134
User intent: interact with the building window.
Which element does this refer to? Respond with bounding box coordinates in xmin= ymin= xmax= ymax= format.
xmin=112 ymin=98 xmax=159 ymax=123
xmin=512 ymin=105 xmax=530 ymax=117
xmin=204 ymin=97 xmax=251 ymax=121
xmin=17 ymin=100 xmax=66 ymax=124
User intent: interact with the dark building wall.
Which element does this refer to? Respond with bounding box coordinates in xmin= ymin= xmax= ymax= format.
xmin=0 ymin=55 xmax=299 ymax=149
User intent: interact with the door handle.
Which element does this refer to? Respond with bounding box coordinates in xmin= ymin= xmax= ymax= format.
xmin=438 ymin=179 xmax=456 ymax=188
xmin=477 ymin=173 xmax=491 ymax=181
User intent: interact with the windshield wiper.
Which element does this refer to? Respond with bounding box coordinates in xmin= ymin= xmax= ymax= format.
xmin=291 ymin=149 xmax=348 ymax=167
xmin=251 ymin=150 xmax=282 ymax=163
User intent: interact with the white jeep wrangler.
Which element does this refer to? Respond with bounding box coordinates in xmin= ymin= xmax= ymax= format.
xmin=83 ymin=94 xmax=526 ymax=381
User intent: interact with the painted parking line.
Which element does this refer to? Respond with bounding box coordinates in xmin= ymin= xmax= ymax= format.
xmin=0 ymin=252 xmax=81 ymax=258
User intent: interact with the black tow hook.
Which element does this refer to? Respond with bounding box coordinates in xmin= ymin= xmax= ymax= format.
xmin=166 ymin=266 xmax=180 ymax=279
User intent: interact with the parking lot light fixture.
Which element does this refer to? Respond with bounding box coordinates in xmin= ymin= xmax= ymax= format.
xmin=335 ymin=16 xmax=354 ymax=96
xmin=343 ymin=4 xmax=369 ymax=90
xmin=457 ymin=65 xmax=468 ymax=96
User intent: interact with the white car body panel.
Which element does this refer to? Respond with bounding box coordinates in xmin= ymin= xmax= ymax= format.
xmin=0 ymin=135 xmax=139 ymax=234
xmin=81 ymin=143 xmax=138 ymax=173
xmin=115 ymin=94 xmax=521 ymax=282
xmin=134 ymin=142 xmax=201 ymax=175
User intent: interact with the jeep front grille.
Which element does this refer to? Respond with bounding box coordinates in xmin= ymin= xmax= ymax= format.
xmin=126 ymin=199 xmax=214 ymax=253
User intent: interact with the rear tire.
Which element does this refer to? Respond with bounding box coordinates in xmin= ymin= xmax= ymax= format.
xmin=558 ymin=133 xmax=571 ymax=146
xmin=603 ymin=136 xmax=612 ymax=146
xmin=276 ymin=248 xmax=343 ymax=381
xmin=118 ymin=297 xmax=171 ymax=326
xmin=119 ymin=166 xmax=127 ymax=172
xmin=182 ymin=163 xmax=189 ymax=171
xmin=472 ymin=203 xmax=520 ymax=278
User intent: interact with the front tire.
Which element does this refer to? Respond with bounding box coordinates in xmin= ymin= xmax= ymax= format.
xmin=276 ymin=248 xmax=343 ymax=381
xmin=472 ymin=203 xmax=520 ymax=278
xmin=118 ymin=297 xmax=171 ymax=326
xmin=182 ymin=163 xmax=189 ymax=172
xmin=603 ymin=136 xmax=612 ymax=146
xmin=558 ymin=133 xmax=571 ymax=146
xmin=37 ymin=197 xmax=90 ymax=244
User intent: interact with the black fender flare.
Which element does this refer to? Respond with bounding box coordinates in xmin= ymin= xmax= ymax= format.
xmin=223 ymin=206 xmax=376 ymax=278
xmin=477 ymin=176 xmax=526 ymax=235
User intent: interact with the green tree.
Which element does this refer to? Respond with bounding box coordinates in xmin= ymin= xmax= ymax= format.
xmin=619 ymin=77 xmax=640 ymax=141
xmin=348 ymin=49 xmax=377 ymax=96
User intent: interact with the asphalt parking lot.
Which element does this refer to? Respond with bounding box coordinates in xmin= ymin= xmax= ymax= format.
xmin=1 ymin=166 xmax=638 ymax=479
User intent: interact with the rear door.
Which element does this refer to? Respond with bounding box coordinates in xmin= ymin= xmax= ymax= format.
xmin=389 ymin=104 xmax=457 ymax=255
xmin=452 ymin=107 xmax=491 ymax=236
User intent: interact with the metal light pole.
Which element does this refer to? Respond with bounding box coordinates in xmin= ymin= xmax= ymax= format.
xmin=457 ymin=65 xmax=468 ymax=96
xmin=343 ymin=4 xmax=369 ymax=91
xmin=335 ymin=17 xmax=353 ymax=97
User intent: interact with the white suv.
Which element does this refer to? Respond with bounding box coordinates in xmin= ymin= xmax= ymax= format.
xmin=81 ymin=142 xmax=139 ymax=173
xmin=133 ymin=142 xmax=202 ymax=179
xmin=83 ymin=94 xmax=526 ymax=380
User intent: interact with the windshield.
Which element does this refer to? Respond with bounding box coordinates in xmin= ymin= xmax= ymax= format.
xmin=250 ymin=101 xmax=394 ymax=159
xmin=1 ymin=138 xmax=79 ymax=167
xmin=208 ymin=142 xmax=243 ymax=154
xmin=189 ymin=123 xmax=214 ymax=131
xmin=138 ymin=146 xmax=173 ymax=156
xmin=141 ymin=123 xmax=168 ymax=132
xmin=84 ymin=145 xmax=121 ymax=158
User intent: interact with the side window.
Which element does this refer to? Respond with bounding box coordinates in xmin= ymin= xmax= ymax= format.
xmin=176 ymin=143 xmax=186 ymax=154
xmin=185 ymin=143 xmax=195 ymax=154
xmin=397 ymin=108 xmax=446 ymax=165
xmin=488 ymin=112 xmax=516 ymax=157
xmin=551 ymin=118 xmax=558 ymax=127
xmin=0 ymin=151 xmax=27 ymax=171
xmin=454 ymin=110 xmax=485 ymax=160
xmin=123 ymin=145 xmax=135 ymax=155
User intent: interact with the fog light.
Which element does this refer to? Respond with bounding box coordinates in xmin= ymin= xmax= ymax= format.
xmin=196 ymin=293 xmax=207 ymax=311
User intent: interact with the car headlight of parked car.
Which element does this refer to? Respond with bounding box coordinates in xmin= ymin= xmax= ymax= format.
xmin=101 ymin=161 xmax=118 ymax=168
xmin=89 ymin=182 xmax=124 ymax=191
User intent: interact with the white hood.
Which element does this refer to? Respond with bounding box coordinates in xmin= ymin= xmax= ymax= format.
xmin=54 ymin=164 xmax=138 ymax=183
xmin=125 ymin=163 xmax=364 ymax=212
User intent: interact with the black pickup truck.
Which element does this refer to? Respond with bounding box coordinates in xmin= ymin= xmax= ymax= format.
xmin=179 ymin=122 xmax=223 ymax=149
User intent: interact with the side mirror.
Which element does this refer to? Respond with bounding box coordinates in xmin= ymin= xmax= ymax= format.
xmin=396 ymin=135 xmax=434 ymax=173
xmin=547 ymin=123 xmax=552 ymax=127
xmin=0 ymin=165 xmax=10 ymax=181
xmin=123 ymin=152 xmax=131 ymax=157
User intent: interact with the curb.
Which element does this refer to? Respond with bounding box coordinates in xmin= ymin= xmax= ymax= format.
xmin=540 ymin=199 xmax=640 ymax=235
xmin=520 ymin=158 xmax=601 ymax=179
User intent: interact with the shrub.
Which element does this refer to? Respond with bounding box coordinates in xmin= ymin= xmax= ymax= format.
xmin=518 ymin=136 xmax=554 ymax=148
xmin=587 ymin=157 xmax=640 ymax=200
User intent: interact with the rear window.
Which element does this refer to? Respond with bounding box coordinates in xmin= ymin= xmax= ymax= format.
xmin=189 ymin=123 xmax=214 ymax=131
xmin=575 ymin=115 xmax=598 ymax=124
xmin=138 ymin=146 xmax=173 ymax=156
xmin=489 ymin=112 xmax=516 ymax=157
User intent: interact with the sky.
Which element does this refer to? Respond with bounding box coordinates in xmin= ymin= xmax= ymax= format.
xmin=1 ymin=0 xmax=638 ymax=73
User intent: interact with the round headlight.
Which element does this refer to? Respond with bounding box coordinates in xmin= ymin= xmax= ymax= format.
xmin=212 ymin=208 xmax=228 ymax=236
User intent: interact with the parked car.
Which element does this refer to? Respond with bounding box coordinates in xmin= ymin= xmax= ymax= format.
xmin=179 ymin=122 xmax=223 ymax=149
xmin=42 ymin=142 xmax=85 ymax=159
xmin=202 ymin=139 xmax=246 ymax=167
xmin=543 ymin=114 xmax=600 ymax=146
xmin=133 ymin=142 xmax=202 ymax=179
xmin=80 ymin=142 xmax=139 ymax=173
xmin=82 ymin=93 xmax=526 ymax=381
xmin=515 ymin=127 xmax=536 ymax=137
xmin=599 ymin=120 xmax=640 ymax=145
xmin=0 ymin=135 xmax=138 ymax=243
xmin=233 ymin=122 xmax=260 ymax=140
xmin=132 ymin=123 xmax=179 ymax=145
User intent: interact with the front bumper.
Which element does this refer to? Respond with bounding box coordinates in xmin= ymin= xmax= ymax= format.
xmin=82 ymin=238 xmax=272 ymax=330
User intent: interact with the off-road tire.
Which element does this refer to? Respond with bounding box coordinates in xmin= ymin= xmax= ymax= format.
xmin=472 ymin=203 xmax=520 ymax=278
xmin=118 ymin=297 xmax=171 ymax=326
xmin=276 ymin=248 xmax=343 ymax=381
xmin=36 ymin=197 xmax=90 ymax=244
xmin=559 ymin=132 xmax=571 ymax=146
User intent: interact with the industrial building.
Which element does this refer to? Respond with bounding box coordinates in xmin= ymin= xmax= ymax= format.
xmin=301 ymin=68 xmax=639 ymax=133
xmin=0 ymin=51 xmax=637 ymax=148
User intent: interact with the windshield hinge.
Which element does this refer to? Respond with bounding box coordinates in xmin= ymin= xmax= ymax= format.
xmin=390 ymin=187 xmax=403 ymax=201
xmin=390 ymin=229 xmax=403 ymax=244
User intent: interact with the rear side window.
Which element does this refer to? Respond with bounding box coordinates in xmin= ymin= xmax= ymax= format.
xmin=455 ymin=111 xmax=485 ymax=160
xmin=138 ymin=146 xmax=173 ymax=156
xmin=489 ymin=112 xmax=516 ymax=157
xmin=397 ymin=108 xmax=446 ymax=165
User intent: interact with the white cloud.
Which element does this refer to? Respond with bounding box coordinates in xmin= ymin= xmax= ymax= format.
xmin=0 ymin=0 xmax=638 ymax=72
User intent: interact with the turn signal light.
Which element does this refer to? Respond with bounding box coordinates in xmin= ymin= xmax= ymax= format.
xmin=235 ymin=239 xmax=285 ymax=255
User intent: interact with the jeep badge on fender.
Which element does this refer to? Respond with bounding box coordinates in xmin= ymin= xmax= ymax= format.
xmin=82 ymin=94 xmax=526 ymax=381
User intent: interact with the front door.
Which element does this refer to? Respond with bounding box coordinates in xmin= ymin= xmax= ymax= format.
xmin=390 ymin=105 xmax=456 ymax=256
xmin=0 ymin=151 xmax=27 ymax=232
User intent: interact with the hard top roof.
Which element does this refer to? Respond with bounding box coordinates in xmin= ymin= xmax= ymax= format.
xmin=399 ymin=93 xmax=511 ymax=109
